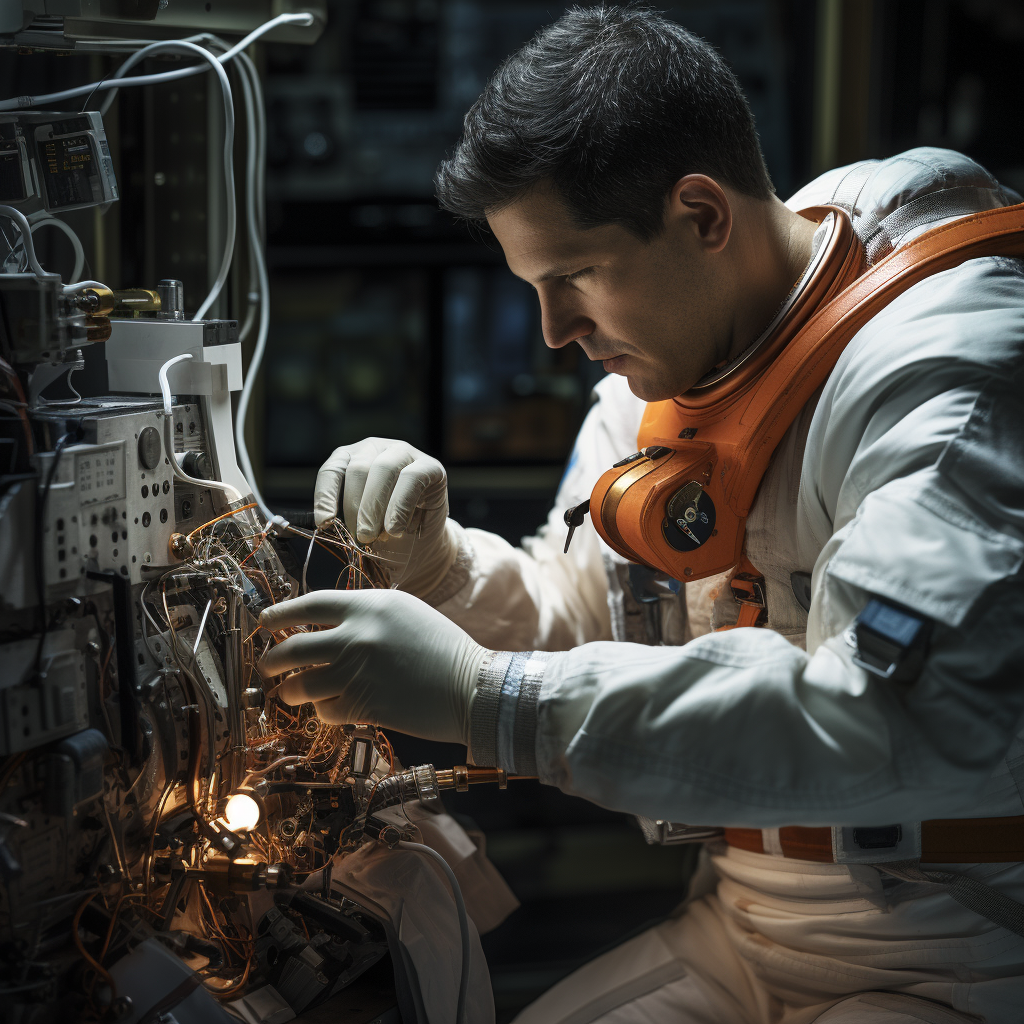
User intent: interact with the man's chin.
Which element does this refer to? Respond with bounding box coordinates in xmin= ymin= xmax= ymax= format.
xmin=623 ymin=373 xmax=682 ymax=403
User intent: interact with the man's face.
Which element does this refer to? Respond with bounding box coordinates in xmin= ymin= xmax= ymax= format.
xmin=487 ymin=182 xmax=727 ymax=402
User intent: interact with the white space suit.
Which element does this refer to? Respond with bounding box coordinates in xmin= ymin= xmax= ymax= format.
xmin=426 ymin=149 xmax=1024 ymax=1022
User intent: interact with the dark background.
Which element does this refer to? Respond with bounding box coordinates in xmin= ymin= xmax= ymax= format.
xmin=5 ymin=2 xmax=1023 ymax=1018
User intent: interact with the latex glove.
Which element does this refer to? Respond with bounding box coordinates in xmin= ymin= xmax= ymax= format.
xmin=258 ymin=590 xmax=488 ymax=745
xmin=313 ymin=437 xmax=458 ymax=597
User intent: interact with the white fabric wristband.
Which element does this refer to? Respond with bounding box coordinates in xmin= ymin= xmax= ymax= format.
xmin=469 ymin=650 xmax=555 ymax=774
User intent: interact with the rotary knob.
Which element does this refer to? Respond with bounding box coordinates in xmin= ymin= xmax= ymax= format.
xmin=137 ymin=426 xmax=161 ymax=470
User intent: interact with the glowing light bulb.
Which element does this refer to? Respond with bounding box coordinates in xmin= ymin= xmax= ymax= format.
xmin=224 ymin=792 xmax=260 ymax=832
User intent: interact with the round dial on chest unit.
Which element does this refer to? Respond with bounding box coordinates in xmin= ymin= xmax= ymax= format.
xmin=662 ymin=480 xmax=716 ymax=551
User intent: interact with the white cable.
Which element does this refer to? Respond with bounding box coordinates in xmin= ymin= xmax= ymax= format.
xmin=199 ymin=40 xmax=262 ymax=344
xmin=27 ymin=215 xmax=86 ymax=283
xmin=151 ymin=34 xmax=263 ymax=342
xmin=188 ymin=39 xmax=235 ymax=322
xmin=57 ymin=39 xmax=235 ymax=320
xmin=63 ymin=280 xmax=109 ymax=294
xmin=35 ymin=364 xmax=84 ymax=407
xmin=1 ymin=29 xmax=258 ymax=322
xmin=198 ymin=41 xmax=279 ymax=527
xmin=158 ymin=353 xmax=244 ymax=504
xmin=252 ymin=57 xmax=267 ymax=249
xmin=99 ymin=41 xmax=235 ymax=321
xmin=237 ymin=51 xmax=266 ymax=344
xmin=118 ymin=36 xmax=274 ymax=523
xmin=231 ymin=59 xmax=273 ymax=524
xmin=0 ymin=13 xmax=314 ymax=112
xmin=397 ymin=841 xmax=470 ymax=1024
xmin=159 ymin=353 xmax=190 ymax=417
xmin=188 ymin=40 xmax=274 ymax=521
xmin=0 ymin=22 xmax=281 ymax=520
xmin=0 ymin=206 xmax=59 ymax=280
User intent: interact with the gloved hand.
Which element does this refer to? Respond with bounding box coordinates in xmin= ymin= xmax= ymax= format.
xmin=258 ymin=590 xmax=488 ymax=745
xmin=313 ymin=437 xmax=458 ymax=597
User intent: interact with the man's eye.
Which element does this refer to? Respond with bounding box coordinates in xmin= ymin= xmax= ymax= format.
xmin=564 ymin=267 xmax=594 ymax=285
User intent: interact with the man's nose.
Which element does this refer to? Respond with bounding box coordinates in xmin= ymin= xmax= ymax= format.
xmin=539 ymin=289 xmax=596 ymax=350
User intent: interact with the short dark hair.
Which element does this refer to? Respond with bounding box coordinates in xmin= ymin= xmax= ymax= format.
xmin=435 ymin=5 xmax=774 ymax=241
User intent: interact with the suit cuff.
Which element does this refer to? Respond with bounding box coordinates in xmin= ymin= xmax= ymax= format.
xmin=422 ymin=521 xmax=473 ymax=607
xmin=468 ymin=650 xmax=555 ymax=774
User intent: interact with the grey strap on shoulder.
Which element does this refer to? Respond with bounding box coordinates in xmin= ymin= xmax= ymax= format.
xmin=860 ymin=185 xmax=1009 ymax=264
xmin=829 ymin=160 xmax=876 ymax=218
xmin=878 ymin=860 xmax=1024 ymax=937
xmin=825 ymin=161 xmax=1010 ymax=265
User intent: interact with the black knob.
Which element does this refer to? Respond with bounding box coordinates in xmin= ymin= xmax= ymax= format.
xmin=137 ymin=426 xmax=161 ymax=470
xmin=181 ymin=450 xmax=213 ymax=480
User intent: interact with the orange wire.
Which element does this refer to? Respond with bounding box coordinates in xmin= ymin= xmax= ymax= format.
xmin=199 ymin=885 xmax=251 ymax=961
xmin=96 ymin=892 xmax=144 ymax=965
xmin=186 ymin=502 xmax=259 ymax=542
xmin=237 ymin=530 xmax=270 ymax=568
xmin=376 ymin=729 xmax=395 ymax=774
xmin=72 ymin=893 xmax=116 ymax=1003
xmin=243 ymin=568 xmax=276 ymax=604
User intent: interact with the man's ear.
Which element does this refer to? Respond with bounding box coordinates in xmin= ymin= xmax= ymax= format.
xmin=667 ymin=174 xmax=732 ymax=254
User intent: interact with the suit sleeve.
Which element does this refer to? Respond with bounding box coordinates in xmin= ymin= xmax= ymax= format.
xmin=468 ymin=263 xmax=1024 ymax=827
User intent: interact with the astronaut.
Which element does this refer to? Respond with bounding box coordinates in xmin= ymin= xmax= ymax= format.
xmin=259 ymin=8 xmax=1024 ymax=1023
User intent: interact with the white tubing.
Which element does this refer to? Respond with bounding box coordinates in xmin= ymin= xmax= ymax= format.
xmin=134 ymin=41 xmax=276 ymax=525
xmin=235 ymin=51 xmax=264 ymax=344
xmin=0 ymin=206 xmax=59 ymax=280
xmin=78 ymin=39 xmax=236 ymax=320
xmin=231 ymin=56 xmax=274 ymax=524
xmin=197 ymin=42 xmax=278 ymax=526
xmin=63 ymin=280 xmax=109 ymax=294
xmin=29 ymin=215 xmax=85 ymax=283
xmin=107 ymin=41 xmax=234 ymax=321
xmin=158 ymin=352 xmax=192 ymax=416
xmin=158 ymin=353 xmax=244 ymax=504
xmin=0 ymin=18 xmax=291 ymax=519
xmin=197 ymin=38 xmax=262 ymax=344
xmin=189 ymin=38 xmax=235 ymax=322
xmin=5 ymin=38 xmax=236 ymax=322
xmin=0 ymin=13 xmax=314 ymax=112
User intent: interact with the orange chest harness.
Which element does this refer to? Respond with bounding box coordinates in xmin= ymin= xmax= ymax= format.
xmin=579 ymin=202 xmax=1024 ymax=616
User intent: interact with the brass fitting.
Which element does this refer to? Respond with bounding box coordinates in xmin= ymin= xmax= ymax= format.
xmin=169 ymin=533 xmax=195 ymax=561
xmin=196 ymin=855 xmax=291 ymax=892
xmin=74 ymin=285 xmax=115 ymax=315
xmin=435 ymin=765 xmax=510 ymax=792
xmin=111 ymin=288 xmax=161 ymax=317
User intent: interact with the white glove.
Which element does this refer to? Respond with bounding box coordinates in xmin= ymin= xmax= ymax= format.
xmin=258 ymin=590 xmax=488 ymax=745
xmin=313 ymin=437 xmax=458 ymax=598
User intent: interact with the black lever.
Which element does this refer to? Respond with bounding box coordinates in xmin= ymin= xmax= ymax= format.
xmin=563 ymin=499 xmax=590 ymax=554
